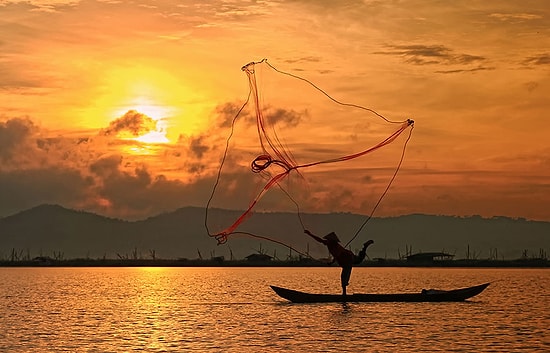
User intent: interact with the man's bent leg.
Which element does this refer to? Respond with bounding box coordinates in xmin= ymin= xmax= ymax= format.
xmin=353 ymin=240 xmax=374 ymax=265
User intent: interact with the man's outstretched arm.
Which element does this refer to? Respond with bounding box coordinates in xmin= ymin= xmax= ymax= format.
xmin=304 ymin=230 xmax=326 ymax=244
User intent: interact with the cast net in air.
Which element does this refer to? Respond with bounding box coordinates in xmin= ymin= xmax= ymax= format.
xmin=205 ymin=59 xmax=414 ymax=258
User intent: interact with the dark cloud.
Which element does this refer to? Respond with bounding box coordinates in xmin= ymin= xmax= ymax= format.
xmin=176 ymin=129 xmax=220 ymax=176
xmin=100 ymin=110 xmax=157 ymax=137
xmin=213 ymin=100 xmax=305 ymax=130
xmin=453 ymin=53 xmax=486 ymax=65
xmin=523 ymin=53 xmax=550 ymax=66
xmin=375 ymin=44 xmax=486 ymax=67
xmin=185 ymin=162 xmax=206 ymax=174
xmin=283 ymin=56 xmax=322 ymax=64
xmin=266 ymin=108 xmax=304 ymax=127
xmin=90 ymin=155 xmax=123 ymax=177
xmin=189 ymin=136 xmax=209 ymax=158
xmin=89 ymin=159 xmax=212 ymax=219
xmin=435 ymin=66 xmax=495 ymax=74
xmin=214 ymin=101 xmax=251 ymax=128
xmin=0 ymin=117 xmax=36 ymax=161
xmin=0 ymin=113 xmax=228 ymax=219
xmin=213 ymin=99 xmax=306 ymax=135
xmin=280 ymin=56 xmax=332 ymax=74
xmin=0 ymin=143 xmax=220 ymax=220
xmin=393 ymin=44 xmax=452 ymax=63
xmin=361 ymin=174 xmax=373 ymax=183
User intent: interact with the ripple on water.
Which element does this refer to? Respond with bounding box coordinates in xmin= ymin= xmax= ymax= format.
xmin=0 ymin=267 xmax=548 ymax=352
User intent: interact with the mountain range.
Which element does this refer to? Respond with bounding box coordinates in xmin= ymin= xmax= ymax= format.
xmin=1 ymin=204 xmax=548 ymax=261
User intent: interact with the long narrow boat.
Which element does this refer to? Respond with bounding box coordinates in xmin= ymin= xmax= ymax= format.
xmin=270 ymin=283 xmax=490 ymax=303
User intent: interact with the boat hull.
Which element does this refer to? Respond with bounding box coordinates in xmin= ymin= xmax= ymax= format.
xmin=270 ymin=283 xmax=490 ymax=303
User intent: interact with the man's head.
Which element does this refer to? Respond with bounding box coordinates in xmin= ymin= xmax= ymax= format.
xmin=323 ymin=232 xmax=340 ymax=243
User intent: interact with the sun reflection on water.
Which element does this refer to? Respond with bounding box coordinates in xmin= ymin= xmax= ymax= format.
xmin=0 ymin=267 xmax=548 ymax=352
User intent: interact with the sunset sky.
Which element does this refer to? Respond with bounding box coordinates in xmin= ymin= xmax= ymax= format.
xmin=1 ymin=0 xmax=549 ymax=224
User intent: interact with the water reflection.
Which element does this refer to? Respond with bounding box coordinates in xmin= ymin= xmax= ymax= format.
xmin=0 ymin=267 xmax=548 ymax=352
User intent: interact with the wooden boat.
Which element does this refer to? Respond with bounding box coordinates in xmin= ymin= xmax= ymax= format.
xmin=270 ymin=282 xmax=490 ymax=303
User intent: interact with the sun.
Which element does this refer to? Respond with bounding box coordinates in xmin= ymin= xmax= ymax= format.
xmin=135 ymin=129 xmax=169 ymax=144
xmin=78 ymin=61 xmax=217 ymax=151
xmin=80 ymin=63 xmax=214 ymax=149
xmin=117 ymin=101 xmax=171 ymax=144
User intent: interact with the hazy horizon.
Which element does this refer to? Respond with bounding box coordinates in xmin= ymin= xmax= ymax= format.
xmin=2 ymin=204 xmax=548 ymax=261
xmin=3 ymin=202 xmax=548 ymax=223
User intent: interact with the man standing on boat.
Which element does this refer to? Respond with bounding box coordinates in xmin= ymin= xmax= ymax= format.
xmin=304 ymin=230 xmax=374 ymax=296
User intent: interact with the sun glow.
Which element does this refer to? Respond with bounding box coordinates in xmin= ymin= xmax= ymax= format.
xmin=116 ymin=100 xmax=171 ymax=144
xmin=135 ymin=130 xmax=169 ymax=144
xmin=82 ymin=64 xmax=210 ymax=144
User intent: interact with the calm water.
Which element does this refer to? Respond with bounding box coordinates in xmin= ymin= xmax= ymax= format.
xmin=1 ymin=267 xmax=548 ymax=352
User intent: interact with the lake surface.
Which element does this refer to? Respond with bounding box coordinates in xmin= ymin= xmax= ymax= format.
xmin=1 ymin=267 xmax=548 ymax=352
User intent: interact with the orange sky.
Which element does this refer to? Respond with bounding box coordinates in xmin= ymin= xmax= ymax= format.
xmin=1 ymin=0 xmax=549 ymax=222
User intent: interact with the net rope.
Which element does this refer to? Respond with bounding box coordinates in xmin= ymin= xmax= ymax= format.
xmin=205 ymin=59 xmax=414 ymax=255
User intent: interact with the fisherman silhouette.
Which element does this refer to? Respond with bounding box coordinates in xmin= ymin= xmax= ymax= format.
xmin=304 ymin=230 xmax=374 ymax=296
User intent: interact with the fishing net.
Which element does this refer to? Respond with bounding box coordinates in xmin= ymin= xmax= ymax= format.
xmin=205 ymin=59 xmax=414 ymax=257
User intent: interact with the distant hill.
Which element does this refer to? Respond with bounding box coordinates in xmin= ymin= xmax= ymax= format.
xmin=0 ymin=204 xmax=548 ymax=260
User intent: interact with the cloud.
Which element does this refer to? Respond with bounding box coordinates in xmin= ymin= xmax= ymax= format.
xmin=6 ymin=0 xmax=80 ymax=13
xmin=214 ymin=102 xmax=239 ymax=128
xmin=523 ymin=53 xmax=550 ymax=66
xmin=189 ymin=136 xmax=209 ymax=159
xmin=100 ymin=110 xmax=157 ymax=137
xmin=88 ymin=156 xmax=213 ymax=219
xmin=434 ymin=66 xmax=495 ymax=74
xmin=175 ymin=133 xmax=219 ymax=175
xmin=265 ymin=108 xmax=305 ymax=127
xmin=214 ymin=100 xmax=306 ymax=130
xmin=0 ymin=117 xmax=37 ymax=161
xmin=280 ymin=56 xmax=334 ymax=74
xmin=0 ymin=113 xmax=228 ymax=219
xmin=89 ymin=155 xmax=123 ymax=178
xmin=283 ymin=56 xmax=322 ymax=64
xmin=489 ymin=13 xmax=543 ymax=22
xmin=210 ymin=1 xmax=272 ymax=20
xmin=0 ymin=137 xmax=218 ymax=220
xmin=375 ymin=44 xmax=486 ymax=67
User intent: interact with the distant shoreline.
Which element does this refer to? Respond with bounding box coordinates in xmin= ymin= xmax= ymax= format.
xmin=1 ymin=258 xmax=548 ymax=268
xmin=3 ymin=205 xmax=549 ymax=263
